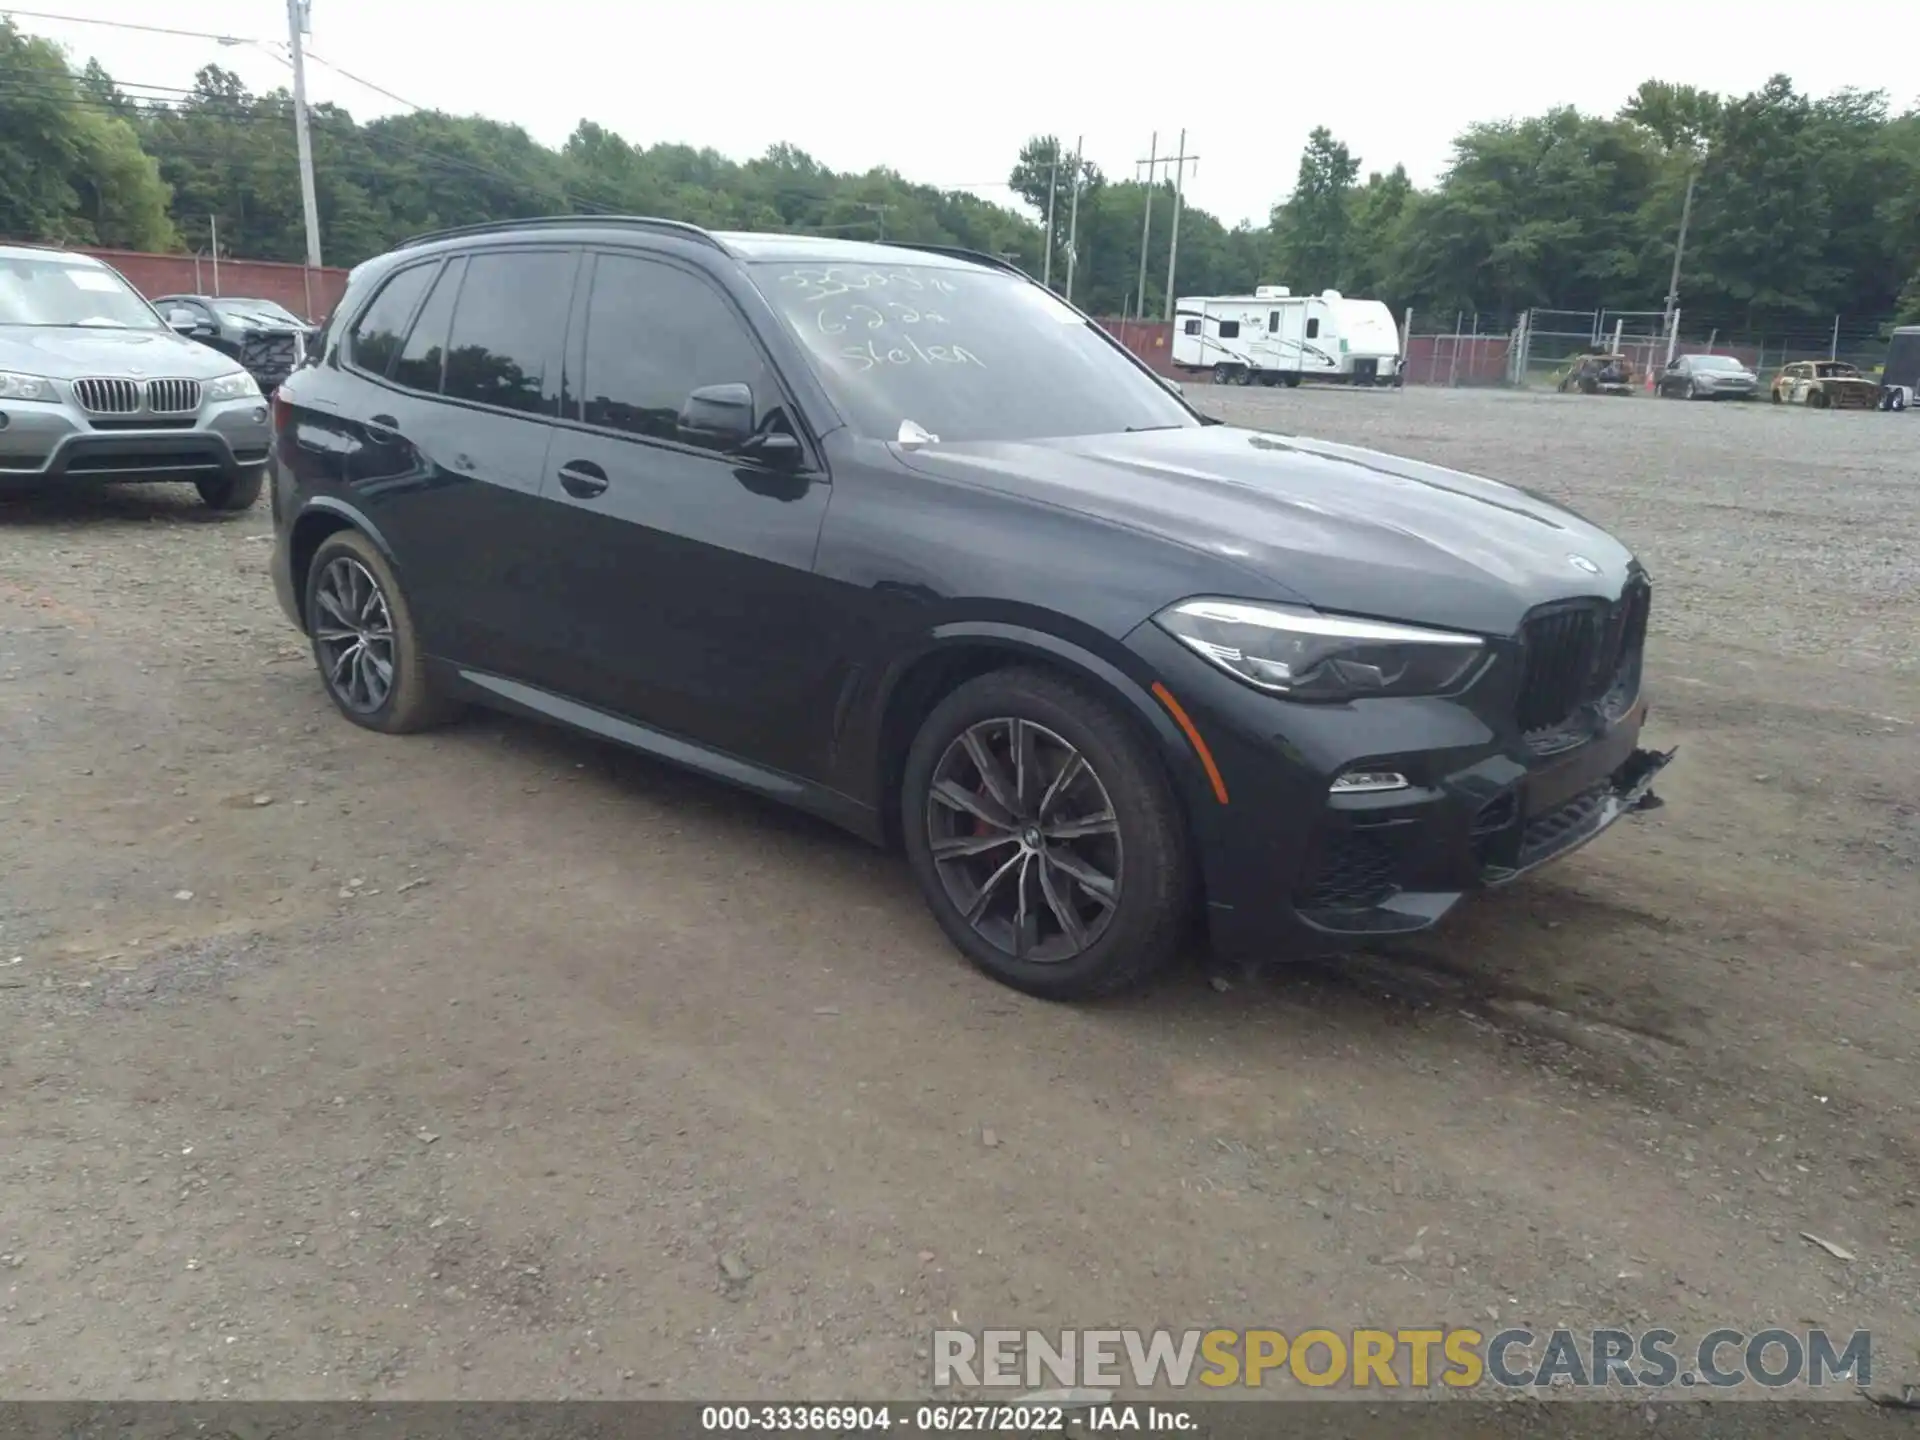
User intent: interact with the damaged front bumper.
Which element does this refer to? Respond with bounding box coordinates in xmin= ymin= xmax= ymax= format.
xmin=1479 ymin=744 xmax=1675 ymax=886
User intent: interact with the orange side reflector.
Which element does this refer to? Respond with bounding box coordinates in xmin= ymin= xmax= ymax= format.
xmin=1151 ymin=681 xmax=1229 ymax=806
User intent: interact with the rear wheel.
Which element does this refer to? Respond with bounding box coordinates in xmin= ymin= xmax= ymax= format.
xmin=1211 ymin=362 xmax=1234 ymax=385
xmin=1282 ymin=372 xmax=1302 ymax=389
xmin=900 ymin=668 xmax=1192 ymax=1000
xmin=303 ymin=529 xmax=460 ymax=734
xmin=1809 ymin=389 xmax=1830 ymax=410
xmin=196 ymin=467 xmax=263 ymax=512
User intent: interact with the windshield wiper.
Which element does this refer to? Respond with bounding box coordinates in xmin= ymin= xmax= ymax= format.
xmin=1124 ymin=424 xmax=1185 ymax=432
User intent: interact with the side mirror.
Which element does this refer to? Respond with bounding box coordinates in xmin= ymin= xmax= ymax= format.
xmin=168 ymin=309 xmax=212 ymax=337
xmin=739 ymin=430 xmax=803 ymax=466
xmin=677 ymin=382 xmax=755 ymax=448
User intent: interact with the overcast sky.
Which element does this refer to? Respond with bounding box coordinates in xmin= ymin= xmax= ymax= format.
xmin=14 ymin=0 xmax=1917 ymax=229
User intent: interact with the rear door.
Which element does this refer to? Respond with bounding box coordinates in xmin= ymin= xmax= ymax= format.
xmin=524 ymin=248 xmax=835 ymax=777
xmin=335 ymin=246 xmax=578 ymax=680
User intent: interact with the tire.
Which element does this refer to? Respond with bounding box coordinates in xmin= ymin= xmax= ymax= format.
xmin=1685 ymin=380 xmax=1699 ymax=400
xmin=1894 ymin=391 xmax=1908 ymax=412
xmin=1770 ymin=387 xmax=1783 ymax=404
xmin=196 ymin=466 xmax=264 ymax=512
xmin=900 ymin=667 xmax=1193 ymax=1000
xmin=1282 ymin=372 xmax=1302 ymax=389
xmin=302 ymin=528 xmax=460 ymax=734
xmin=1809 ymin=389 xmax=1829 ymax=410
xmin=1212 ymin=363 xmax=1234 ymax=385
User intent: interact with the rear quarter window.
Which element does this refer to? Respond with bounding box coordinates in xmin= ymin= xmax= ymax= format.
xmin=345 ymin=262 xmax=437 ymax=378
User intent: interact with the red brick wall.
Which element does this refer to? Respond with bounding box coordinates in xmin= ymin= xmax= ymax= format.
xmin=1096 ymin=318 xmax=1178 ymax=376
xmin=72 ymin=247 xmax=352 ymax=324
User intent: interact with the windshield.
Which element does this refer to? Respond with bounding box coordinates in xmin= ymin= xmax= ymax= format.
xmin=1692 ymin=355 xmax=1743 ymax=371
xmin=752 ymin=261 xmax=1196 ymax=444
xmin=0 ymin=256 xmax=160 ymax=329
xmin=214 ymin=298 xmax=303 ymax=326
xmin=1815 ymin=362 xmax=1858 ymax=378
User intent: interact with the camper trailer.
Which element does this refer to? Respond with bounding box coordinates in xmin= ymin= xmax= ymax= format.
xmin=1881 ymin=325 xmax=1916 ymax=411
xmin=1171 ymin=286 xmax=1403 ymax=387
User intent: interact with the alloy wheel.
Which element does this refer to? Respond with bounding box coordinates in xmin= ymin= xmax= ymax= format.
xmin=312 ymin=556 xmax=396 ymax=714
xmin=925 ymin=717 xmax=1123 ymax=963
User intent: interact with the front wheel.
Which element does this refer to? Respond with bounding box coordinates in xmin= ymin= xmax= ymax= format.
xmin=900 ymin=669 xmax=1193 ymax=1000
xmin=196 ymin=467 xmax=263 ymax=512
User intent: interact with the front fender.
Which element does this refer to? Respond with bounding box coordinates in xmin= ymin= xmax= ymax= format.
xmin=859 ymin=617 xmax=1224 ymax=842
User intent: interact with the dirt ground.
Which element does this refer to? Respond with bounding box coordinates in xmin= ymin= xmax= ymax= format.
xmin=0 ymin=387 xmax=1914 ymax=1407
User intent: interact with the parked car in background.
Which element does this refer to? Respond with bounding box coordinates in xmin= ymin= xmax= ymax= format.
xmin=1879 ymin=327 xmax=1916 ymax=412
xmin=268 ymin=217 xmax=1669 ymax=1000
xmin=152 ymin=294 xmax=319 ymax=396
xmin=1769 ymin=359 xmax=1881 ymax=409
xmin=0 ymin=244 xmax=271 ymax=509
xmin=1657 ymin=353 xmax=1757 ymax=400
xmin=1556 ymin=352 xmax=1636 ymax=395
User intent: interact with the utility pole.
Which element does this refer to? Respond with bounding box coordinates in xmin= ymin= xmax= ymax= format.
xmin=1661 ymin=167 xmax=1696 ymax=367
xmin=1158 ymin=130 xmax=1198 ymax=320
xmin=1041 ymin=144 xmax=1058 ymax=289
xmin=859 ymin=202 xmax=893 ymax=241
xmin=209 ymin=214 xmax=220 ymax=296
xmin=287 ymin=0 xmax=323 ymax=269
xmin=1064 ymin=135 xmax=1083 ymax=304
xmin=1135 ymin=131 xmax=1157 ymax=323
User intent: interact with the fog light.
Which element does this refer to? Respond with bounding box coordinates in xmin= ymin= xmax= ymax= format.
xmin=1331 ymin=770 xmax=1408 ymax=793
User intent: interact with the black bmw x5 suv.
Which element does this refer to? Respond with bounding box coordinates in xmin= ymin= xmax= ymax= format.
xmin=269 ymin=216 xmax=1671 ymax=999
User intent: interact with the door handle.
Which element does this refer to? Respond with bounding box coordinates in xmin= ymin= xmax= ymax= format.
xmin=365 ymin=413 xmax=403 ymax=444
xmin=557 ymin=459 xmax=608 ymax=499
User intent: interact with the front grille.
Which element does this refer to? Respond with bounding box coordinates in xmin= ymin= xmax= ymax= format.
xmin=73 ymin=377 xmax=141 ymax=414
xmin=1516 ymin=579 xmax=1651 ymax=737
xmin=71 ymin=377 xmax=202 ymax=415
xmin=1517 ymin=782 xmax=1611 ymax=869
xmin=146 ymin=378 xmax=202 ymax=413
xmin=1296 ymin=829 xmax=1400 ymax=911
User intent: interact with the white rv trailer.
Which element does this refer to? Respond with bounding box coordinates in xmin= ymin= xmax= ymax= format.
xmin=1170 ymin=286 xmax=1403 ymax=387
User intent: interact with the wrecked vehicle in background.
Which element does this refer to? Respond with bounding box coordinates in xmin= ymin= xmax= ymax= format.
xmin=151 ymin=294 xmax=319 ymax=397
xmin=1556 ymin=352 xmax=1636 ymax=395
xmin=1769 ymin=359 xmax=1881 ymax=410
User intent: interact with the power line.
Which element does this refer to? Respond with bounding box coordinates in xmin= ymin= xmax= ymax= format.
xmin=0 ymin=7 xmax=267 ymax=44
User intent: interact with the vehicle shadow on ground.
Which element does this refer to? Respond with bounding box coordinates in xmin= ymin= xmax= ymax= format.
xmin=443 ymin=700 xmax=1693 ymax=1108
xmin=0 ymin=484 xmax=238 ymax=527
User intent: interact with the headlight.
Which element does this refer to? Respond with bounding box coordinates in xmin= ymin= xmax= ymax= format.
xmin=1154 ymin=598 xmax=1485 ymax=702
xmin=205 ymin=369 xmax=260 ymax=401
xmin=0 ymin=371 xmax=59 ymax=402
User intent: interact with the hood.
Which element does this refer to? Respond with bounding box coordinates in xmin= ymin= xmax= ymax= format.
xmin=894 ymin=425 xmax=1640 ymax=637
xmin=0 ymin=325 xmax=248 ymax=381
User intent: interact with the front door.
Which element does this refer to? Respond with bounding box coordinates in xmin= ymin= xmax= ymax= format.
xmin=527 ymin=249 xmax=836 ymax=779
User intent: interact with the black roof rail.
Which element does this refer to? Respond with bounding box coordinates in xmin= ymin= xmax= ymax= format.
xmin=394 ymin=214 xmax=725 ymax=252
xmin=876 ymin=240 xmax=1027 ymax=276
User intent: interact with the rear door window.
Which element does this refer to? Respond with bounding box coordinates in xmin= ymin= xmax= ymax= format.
xmin=441 ymin=249 xmax=576 ymax=416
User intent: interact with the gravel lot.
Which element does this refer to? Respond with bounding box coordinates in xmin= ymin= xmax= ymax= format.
xmin=0 ymin=386 xmax=1914 ymax=1407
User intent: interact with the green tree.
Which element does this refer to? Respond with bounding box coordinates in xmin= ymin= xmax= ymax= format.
xmin=1271 ymin=127 xmax=1359 ymax=292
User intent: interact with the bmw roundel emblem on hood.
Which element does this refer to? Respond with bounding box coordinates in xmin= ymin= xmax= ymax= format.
xmin=1567 ymin=554 xmax=1601 ymax=575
